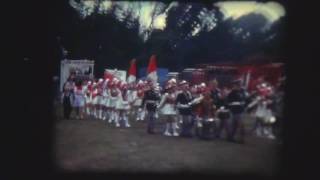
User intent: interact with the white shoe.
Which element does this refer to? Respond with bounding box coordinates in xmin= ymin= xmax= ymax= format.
xmin=197 ymin=122 xmax=202 ymax=128
xmin=102 ymin=116 xmax=106 ymax=121
xmin=115 ymin=123 xmax=120 ymax=127
xmin=173 ymin=132 xmax=179 ymax=136
xmin=125 ymin=124 xmax=131 ymax=128
xmin=164 ymin=131 xmax=171 ymax=136
xmin=267 ymin=134 xmax=276 ymax=139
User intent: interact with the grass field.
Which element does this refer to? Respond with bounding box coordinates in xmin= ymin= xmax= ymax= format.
xmin=53 ymin=105 xmax=281 ymax=176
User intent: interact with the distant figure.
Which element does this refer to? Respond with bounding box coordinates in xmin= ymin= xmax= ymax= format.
xmin=62 ymin=77 xmax=74 ymax=119
xmin=73 ymin=80 xmax=86 ymax=119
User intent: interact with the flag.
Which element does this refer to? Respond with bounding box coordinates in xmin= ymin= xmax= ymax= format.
xmin=127 ymin=59 xmax=137 ymax=83
xmin=147 ymin=55 xmax=158 ymax=85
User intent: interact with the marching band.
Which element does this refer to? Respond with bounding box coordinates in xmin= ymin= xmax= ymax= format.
xmin=62 ymin=75 xmax=284 ymax=143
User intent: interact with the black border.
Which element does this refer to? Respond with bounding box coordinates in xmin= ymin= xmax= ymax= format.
xmin=9 ymin=0 xmax=318 ymax=179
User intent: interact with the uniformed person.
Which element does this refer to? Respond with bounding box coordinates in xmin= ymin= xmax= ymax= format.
xmin=141 ymin=81 xmax=161 ymax=134
xmin=176 ymin=80 xmax=194 ymax=137
xmin=226 ymin=79 xmax=249 ymax=143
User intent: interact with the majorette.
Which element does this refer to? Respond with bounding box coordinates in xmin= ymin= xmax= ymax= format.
xmin=118 ymin=81 xmax=131 ymax=127
xmin=158 ymin=80 xmax=179 ymax=136
xmin=108 ymin=78 xmax=122 ymax=127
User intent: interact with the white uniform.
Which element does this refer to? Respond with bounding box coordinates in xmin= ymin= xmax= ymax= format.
xmin=108 ymin=88 xmax=121 ymax=109
xmin=255 ymin=100 xmax=272 ymax=121
xmin=91 ymin=89 xmax=98 ymax=105
xmin=129 ymin=89 xmax=145 ymax=121
xmin=98 ymin=88 xmax=106 ymax=106
xmin=119 ymin=90 xmax=130 ymax=110
xmin=133 ymin=89 xmax=144 ymax=107
xmin=85 ymin=85 xmax=92 ymax=105
xmin=82 ymin=85 xmax=87 ymax=103
xmin=127 ymin=90 xmax=135 ymax=105
xmin=102 ymin=88 xmax=110 ymax=107
xmin=158 ymin=93 xmax=177 ymax=115
xmin=253 ymin=98 xmax=275 ymax=138
xmin=158 ymin=92 xmax=178 ymax=136
xmin=95 ymin=87 xmax=103 ymax=106
xmin=108 ymin=88 xmax=121 ymax=126
xmin=73 ymin=87 xmax=85 ymax=107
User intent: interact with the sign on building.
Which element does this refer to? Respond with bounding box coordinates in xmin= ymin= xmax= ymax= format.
xmin=105 ymin=69 xmax=127 ymax=82
xmin=60 ymin=59 xmax=94 ymax=92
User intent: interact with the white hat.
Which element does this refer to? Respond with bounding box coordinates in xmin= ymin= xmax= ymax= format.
xmin=179 ymin=80 xmax=188 ymax=86
xmin=169 ymin=78 xmax=177 ymax=84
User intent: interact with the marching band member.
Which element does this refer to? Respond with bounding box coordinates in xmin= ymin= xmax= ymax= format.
xmin=91 ymin=82 xmax=98 ymax=118
xmin=108 ymin=78 xmax=122 ymax=127
xmin=215 ymin=86 xmax=232 ymax=139
xmin=101 ymin=79 xmax=110 ymax=121
xmin=226 ymin=79 xmax=249 ymax=144
xmin=131 ymin=80 xmax=145 ymax=121
xmin=62 ymin=77 xmax=74 ymax=120
xmin=197 ymin=87 xmax=218 ymax=140
xmin=85 ymin=81 xmax=93 ymax=117
xmin=118 ymin=82 xmax=131 ymax=127
xmin=254 ymin=83 xmax=276 ymax=139
xmin=154 ymin=83 xmax=161 ymax=120
xmin=209 ymin=79 xmax=223 ymax=110
xmin=142 ymin=81 xmax=160 ymax=134
xmin=83 ymin=81 xmax=91 ymax=117
xmin=96 ymin=78 xmax=104 ymax=120
xmin=157 ymin=81 xmax=179 ymax=136
xmin=176 ymin=80 xmax=194 ymax=137
xmin=140 ymin=80 xmax=151 ymax=121
xmin=191 ymin=84 xmax=205 ymax=137
xmin=73 ymin=80 xmax=86 ymax=120
xmin=126 ymin=81 xmax=136 ymax=117
xmin=169 ymin=78 xmax=181 ymax=129
xmin=104 ymin=79 xmax=113 ymax=121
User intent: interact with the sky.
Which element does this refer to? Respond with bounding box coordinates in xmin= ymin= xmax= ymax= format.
xmin=49 ymin=0 xmax=287 ymax=76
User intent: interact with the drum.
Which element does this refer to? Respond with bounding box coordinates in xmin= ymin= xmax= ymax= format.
xmin=200 ymin=118 xmax=217 ymax=140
